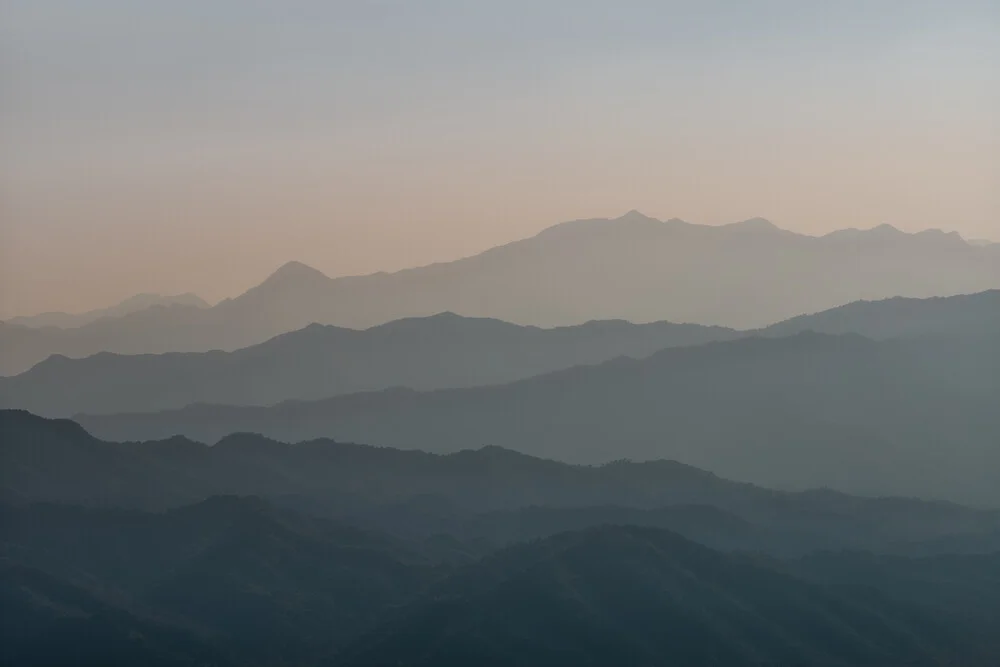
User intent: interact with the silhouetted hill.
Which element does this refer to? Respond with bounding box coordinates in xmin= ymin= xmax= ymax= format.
xmin=788 ymin=550 xmax=1000 ymax=620
xmin=0 ymin=496 xmax=437 ymax=665
xmin=0 ymin=563 xmax=232 ymax=667
xmin=416 ymin=503 xmax=1000 ymax=557
xmin=762 ymin=289 xmax=1000 ymax=339
xmin=0 ymin=314 xmax=738 ymax=416
xmin=5 ymin=410 xmax=1000 ymax=663
xmin=2 ymin=213 xmax=996 ymax=373
xmin=339 ymin=525 xmax=995 ymax=667
xmin=6 ymin=293 xmax=209 ymax=329
xmin=75 ymin=332 xmax=1000 ymax=505
xmin=4 ymin=410 xmax=998 ymax=554
xmin=6 ymin=499 xmax=999 ymax=665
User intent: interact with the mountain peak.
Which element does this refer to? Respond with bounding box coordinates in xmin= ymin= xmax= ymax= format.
xmin=272 ymin=260 xmax=326 ymax=278
xmin=615 ymin=210 xmax=660 ymax=224
xmin=259 ymin=261 xmax=329 ymax=288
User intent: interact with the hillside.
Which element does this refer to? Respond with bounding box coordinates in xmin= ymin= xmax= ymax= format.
xmin=762 ymin=289 xmax=1000 ymax=339
xmin=339 ymin=525 xmax=996 ymax=667
xmin=0 ymin=496 xmax=436 ymax=666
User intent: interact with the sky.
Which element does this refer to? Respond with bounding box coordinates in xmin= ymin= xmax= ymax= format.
xmin=2 ymin=0 xmax=998 ymax=317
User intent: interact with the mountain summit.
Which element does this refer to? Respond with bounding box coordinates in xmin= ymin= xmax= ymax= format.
xmin=255 ymin=261 xmax=330 ymax=289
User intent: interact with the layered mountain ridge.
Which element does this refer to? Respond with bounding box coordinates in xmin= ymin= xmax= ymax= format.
xmin=2 ymin=213 xmax=996 ymax=375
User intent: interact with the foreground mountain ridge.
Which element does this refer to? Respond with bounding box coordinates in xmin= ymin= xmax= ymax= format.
xmin=4 ymin=409 xmax=998 ymax=554
xmin=5 ymin=410 xmax=1000 ymax=664
xmin=339 ymin=524 xmax=998 ymax=667
xmin=4 ymin=496 xmax=998 ymax=667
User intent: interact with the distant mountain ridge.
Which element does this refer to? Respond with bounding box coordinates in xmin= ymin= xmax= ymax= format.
xmin=73 ymin=332 xmax=1000 ymax=505
xmin=0 ymin=314 xmax=738 ymax=416
xmin=3 ymin=289 xmax=997 ymax=416
xmin=6 ymin=292 xmax=208 ymax=329
xmin=1 ymin=212 xmax=995 ymax=374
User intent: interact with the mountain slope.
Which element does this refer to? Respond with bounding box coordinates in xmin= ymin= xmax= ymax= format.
xmin=75 ymin=333 xmax=1000 ymax=505
xmin=0 ymin=497 xmax=436 ymax=665
xmin=339 ymin=525 xmax=992 ymax=667
xmin=762 ymin=289 xmax=1000 ymax=339
xmin=0 ymin=563 xmax=232 ymax=667
xmin=0 ymin=315 xmax=738 ymax=416
xmin=6 ymin=500 xmax=999 ymax=666
xmin=2 ymin=213 xmax=996 ymax=374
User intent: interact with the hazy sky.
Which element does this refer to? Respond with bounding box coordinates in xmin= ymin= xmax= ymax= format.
xmin=2 ymin=1 xmax=998 ymax=316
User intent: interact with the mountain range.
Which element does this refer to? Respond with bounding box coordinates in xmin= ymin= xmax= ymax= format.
xmin=0 ymin=315 xmax=739 ymax=417
xmin=5 ymin=410 xmax=1000 ymax=665
xmin=72 ymin=330 xmax=1000 ymax=506
xmin=5 ymin=409 xmax=998 ymax=554
xmin=2 ymin=212 xmax=996 ymax=375
xmin=3 ymin=212 xmax=999 ymax=665
xmin=2 ymin=289 xmax=996 ymax=417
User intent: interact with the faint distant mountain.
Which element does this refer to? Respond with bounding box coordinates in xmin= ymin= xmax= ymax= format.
xmin=2 ymin=213 xmax=996 ymax=374
xmin=75 ymin=333 xmax=1000 ymax=505
xmin=761 ymin=289 xmax=1000 ymax=339
xmin=968 ymin=238 xmax=996 ymax=247
xmin=7 ymin=292 xmax=208 ymax=329
xmin=0 ymin=305 xmax=207 ymax=376
xmin=0 ymin=314 xmax=738 ymax=417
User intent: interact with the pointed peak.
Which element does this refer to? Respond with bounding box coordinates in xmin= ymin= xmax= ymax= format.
xmin=615 ymin=210 xmax=660 ymax=224
xmin=259 ymin=261 xmax=329 ymax=288
xmin=272 ymin=260 xmax=326 ymax=278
